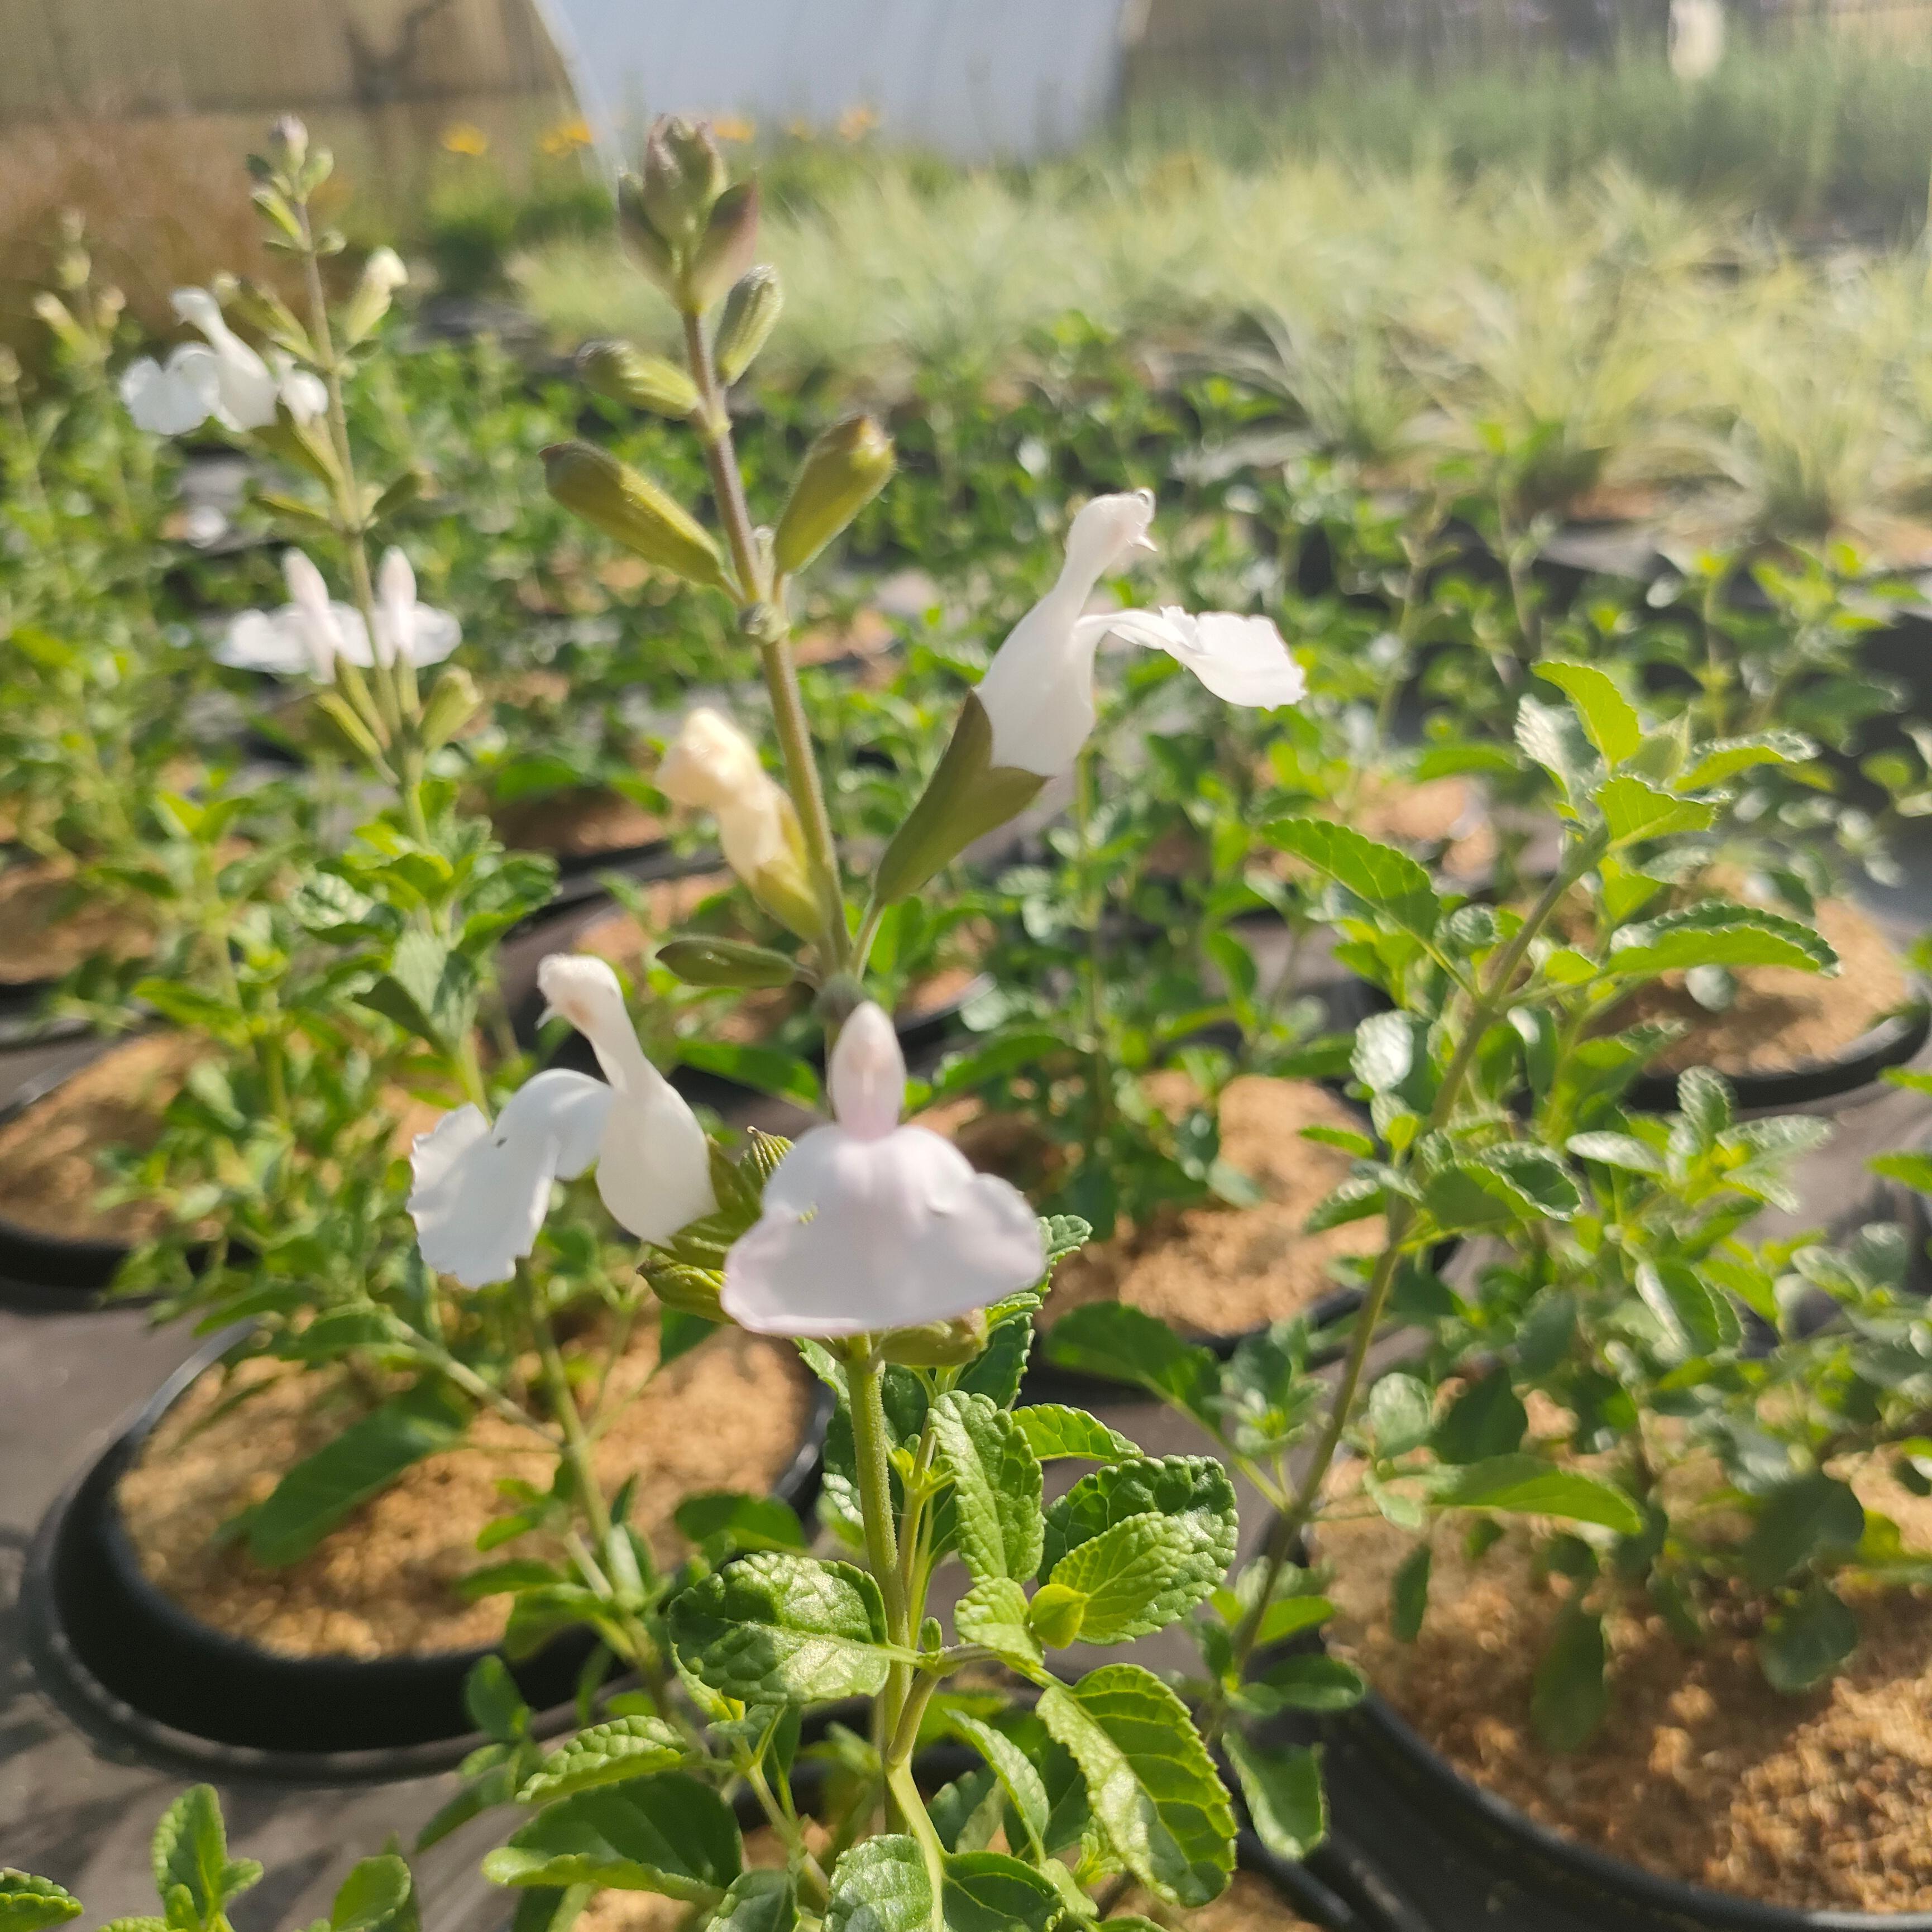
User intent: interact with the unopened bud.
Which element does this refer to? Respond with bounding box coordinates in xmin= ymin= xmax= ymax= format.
xmin=419 ymin=664 xmax=481 ymax=750
xmin=640 ymin=116 xmax=726 ymax=243
xmin=880 ymin=1312 xmax=991 ymax=1367
xmin=647 ymin=1262 xmax=725 ymax=1321
xmin=0 ymin=346 xmax=20 ymax=390
xmin=1027 ymin=1583 xmax=1088 ymax=1650
xmin=615 ymin=171 xmax=677 ymax=293
xmin=342 ymin=246 xmax=407 ymax=343
xmin=32 ymin=293 xmax=85 ymax=356
xmin=270 ymin=114 xmax=310 ymax=174
xmin=714 ymin=266 xmax=782 ymax=384
xmin=773 ymin=415 xmax=894 ymax=575
xmin=577 ymin=339 xmax=699 ymax=419
xmin=685 ymin=182 xmax=759 ymax=313
xmin=542 ymin=441 xmax=729 ymax=591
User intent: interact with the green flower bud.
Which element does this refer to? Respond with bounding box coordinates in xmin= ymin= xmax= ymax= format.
xmin=641 ymin=116 xmax=726 ymax=243
xmin=542 ymin=441 xmax=730 ymax=592
xmin=419 ymin=665 xmax=481 ymax=751
xmin=647 ymin=1261 xmax=726 ymax=1322
xmin=880 ymin=1311 xmax=990 ymax=1367
xmin=773 ymin=414 xmax=894 ymax=576
xmin=714 ymin=265 xmax=782 ymax=383
xmin=32 ymin=293 xmax=85 ymax=357
xmin=576 ymin=338 xmax=700 ymax=419
xmin=269 ymin=113 xmax=309 ymax=175
xmin=685 ymin=182 xmax=760 ymax=314
xmin=616 ymin=171 xmax=678 ymax=294
xmin=1027 ymin=1583 xmax=1088 ymax=1650
xmin=657 ymin=936 xmax=797 ymax=988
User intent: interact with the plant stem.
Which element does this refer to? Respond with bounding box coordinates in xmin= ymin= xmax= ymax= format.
xmin=680 ymin=307 xmax=849 ymax=968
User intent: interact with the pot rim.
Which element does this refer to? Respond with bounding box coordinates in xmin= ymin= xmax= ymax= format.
xmin=28 ymin=1318 xmax=833 ymax=1772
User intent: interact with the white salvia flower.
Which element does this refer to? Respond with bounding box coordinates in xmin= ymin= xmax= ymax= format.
xmin=721 ymin=1002 xmax=1044 ymax=1337
xmin=973 ymin=490 xmax=1305 ymax=777
xmin=121 ymin=286 xmax=325 ymax=437
xmin=657 ymin=707 xmax=821 ymax=938
xmin=217 ymin=547 xmax=461 ymax=678
xmin=1669 ymin=0 xmax=1724 ymax=80
xmin=408 ymin=955 xmax=716 ymax=1288
xmin=364 ymin=247 xmax=409 ymax=295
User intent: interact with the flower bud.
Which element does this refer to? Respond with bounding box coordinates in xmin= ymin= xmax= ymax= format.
xmin=641 ymin=116 xmax=727 ymax=243
xmin=879 ymin=1311 xmax=991 ymax=1367
xmin=773 ymin=415 xmax=894 ymax=576
xmin=0 ymin=346 xmax=21 ymax=391
xmin=685 ymin=182 xmax=759 ymax=313
xmin=269 ymin=114 xmax=310 ymax=175
xmin=418 ymin=664 xmax=481 ymax=750
xmin=342 ymin=246 xmax=407 ymax=344
xmin=615 ymin=172 xmax=677 ymax=293
xmin=542 ymin=441 xmax=729 ymax=591
xmin=576 ymin=338 xmax=700 ymax=419
xmin=32 ymin=293 xmax=86 ymax=357
xmin=714 ymin=266 xmax=782 ymax=384
xmin=1027 ymin=1583 xmax=1088 ymax=1649
xmin=656 ymin=936 xmax=798 ymax=988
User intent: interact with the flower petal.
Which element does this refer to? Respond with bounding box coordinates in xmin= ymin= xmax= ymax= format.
xmin=721 ymin=1124 xmax=1043 ymax=1337
xmin=828 ymin=1002 xmax=903 ymax=1142
xmin=217 ymin=609 xmax=315 ymax=675
xmin=594 ymin=1084 xmax=718 ymax=1245
xmin=409 ymin=1070 xmax=611 ymax=1288
xmin=1103 ymin=607 xmax=1308 ymax=710
xmin=121 ymin=348 xmax=220 ymax=436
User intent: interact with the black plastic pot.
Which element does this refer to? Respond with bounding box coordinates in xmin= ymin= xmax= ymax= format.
xmin=0 ymin=1037 xmax=163 ymax=1312
xmin=1624 ymin=986 xmax=1931 ymax=1115
xmin=28 ymin=1324 xmax=833 ymax=1771
xmin=1308 ymin=1686 xmax=1932 ymax=1932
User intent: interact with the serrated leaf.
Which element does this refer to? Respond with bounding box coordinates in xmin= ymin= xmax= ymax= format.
xmin=673 ymin=1493 xmax=807 ymax=1553
xmin=930 ymin=1393 xmax=1043 ymax=1586
xmin=1515 ymin=694 xmax=1596 ymax=803
xmin=1012 ymin=1407 xmax=1137 ymax=1462
xmin=1433 ymin=1372 xmax=1527 ymax=1465
xmin=1566 ymin=1131 xmax=1665 ymax=1175
xmin=1535 ymin=661 xmax=1642 ymax=766
xmin=825 ymin=1837 xmax=927 ymax=1932
xmin=1223 ymin=1734 xmax=1326 ymax=1861
xmin=482 ymin=1775 xmax=741 ymax=1898
xmin=0 ymin=1875 xmax=82 ymax=1932
xmin=953 ymin=1576 xmax=1043 ymax=1668
xmin=1677 ymin=732 xmax=1815 ymax=791
xmin=1608 ymin=903 xmax=1837 ymax=979
xmin=1042 ymin=1304 xmax=1217 ymax=1416
xmin=517 ymin=1718 xmax=688 ymax=1802
xmin=1049 ymin=1513 xmax=1231 ymax=1644
xmin=668 ymin=1553 xmax=893 ymax=1704
xmin=1037 ymin=1665 xmax=1236 ymax=1909
xmin=1042 ymin=1457 xmax=1236 ymax=1581
xmin=1367 ymin=1373 xmax=1433 ymax=1458
xmin=1264 ymin=817 xmax=1443 ymax=945
xmin=946 ymin=1714 xmax=1052 ymax=1859
xmin=710 ymin=1871 xmax=797 ymax=1932
xmin=940 ymin=1854 xmax=1063 ymax=1932
xmin=1434 ymin=1456 xmax=1643 ymax=1534
xmin=1635 ymin=1259 xmax=1739 ymax=1360
xmin=329 ymin=1858 xmax=414 ymax=1932
xmin=1594 ymin=774 xmax=1714 ymax=845
xmin=151 ymin=1786 xmax=261 ymax=1929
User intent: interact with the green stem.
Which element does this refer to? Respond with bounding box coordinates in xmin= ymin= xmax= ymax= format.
xmin=844 ymin=1339 xmax=911 ymax=1792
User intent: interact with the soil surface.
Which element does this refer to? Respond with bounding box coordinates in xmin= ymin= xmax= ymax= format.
xmin=1626 ymin=895 xmax=1910 ymax=1076
xmin=118 ymin=1318 xmax=813 ymax=1660
xmin=0 ymin=859 xmax=154 ymax=985
xmin=494 ymin=788 xmax=663 ymax=860
xmin=0 ymin=1033 xmax=202 ymax=1241
xmin=926 ymin=1076 xmax=1381 ymax=1338
xmin=1321 ymin=1460 xmax=1932 ymax=1912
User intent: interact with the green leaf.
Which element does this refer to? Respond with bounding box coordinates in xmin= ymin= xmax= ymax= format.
xmin=1634 ymin=1259 xmax=1740 ymax=1360
xmin=656 ymin=939 xmax=799 ymax=990
xmin=1037 ymin=1665 xmax=1236 ymax=1909
xmin=151 ymin=1786 xmax=261 ymax=1930
xmin=1367 ymin=1373 xmax=1433 ymax=1458
xmin=1391 ymin=1543 xmax=1432 ymax=1642
xmin=236 ymin=1380 xmax=468 ymax=1567
xmin=1871 ymin=1151 xmax=1932 ymax=1193
xmin=676 ymin=1041 xmax=822 ymax=1110
xmin=1042 ymin=1457 xmax=1236 ymax=1581
xmin=1012 ymin=1407 xmax=1138 ymax=1462
xmin=1677 ymin=731 xmax=1815 ymax=791
xmin=668 ymin=1553 xmax=893 ymax=1704
xmin=673 ymin=1493 xmax=807 ymax=1553
xmin=1242 ymin=1654 xmax=1366 ymax=1714
xmin=1514 ymin=694 xmax=1597 ymax=803
xmin=1223 ymin=1734 xmax=1327 ymax=1861
xmin=1566 ymin=1131 xmax=1665 ymax=1176
xmin=1435 ymin=1456 xmax=1643 ymax=1534
xmin=1432 ymin=1373 xmax=1528 ymax=1466
xmin=946 ymin=1714 xmax=1053 ymax=1859
xmin=1759 ymin=1581 xmax=1859 ymax=1693
xmin=329 ymin=1858 xmax=415 ymax=1932
xmin=364 ymin=930 xmax=479 ymax=1051
xmin=1594 ymin=774 xmax=1714 ymax=845
xmin=1607 ymin=903 xmax=1836 ymax=980
xmin=1531 ymin=1604 xmax=1608 ymax=1752
xmin=825 ymin=1838 xmax=929 ymax=1932
xmin=465 ymin=1655 xmax=533 ymax=1744
xmin=482 ymin=1775 xmax=742 ymax=1898
xmin=930 ymin=1393 xmax=1043 ymax=1585
xmin=952 ymin=1577 xmax=1043 ymax=1669
xmin=1253 ymin=1594 xmax=1337 ymax=1645
xmin=0 ymin=1874 xmax=82 ymax=1932
xmin=1049 ymin=1513 xmax=1231 ymax=1644
xmin=941 ymin=1854 xmax=1064 ymax=1932
xmin=1042 ymin=1304 xmax=1217 ymax=1415
xmin=1263 ymin=817 xmax=1443 ymax=946
xmin=1743 ymin=1472 xmax=1865 ymax=1590
xmin=1535 ymin=661 xmax=1642 ymax=766
xmin=517 ymin=1717 xmax=688 ymax=1803
xmin=709 ymin=1871 xmax=797 ymax=1932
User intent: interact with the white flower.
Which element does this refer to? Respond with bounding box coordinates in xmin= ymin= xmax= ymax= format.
xmin=217 ymin=547 xmax=460 ymax=678
xmin=363 ymin=247 xmax=409 ymax=295
xmin=656 ymin=707 xmax=820 ymax=939
xmin=121 ymin=287 xmax=325 ymax=437
xmin=721 ymin=1002 xmax=1044 ymax=1337
xmin=973 ymin=490 xmax=1306 ymax=777
xmin=1669 ymin=0 xmax=1724 ymax=80
xmin=408 ymin=955 xmax=716 ymax=1288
